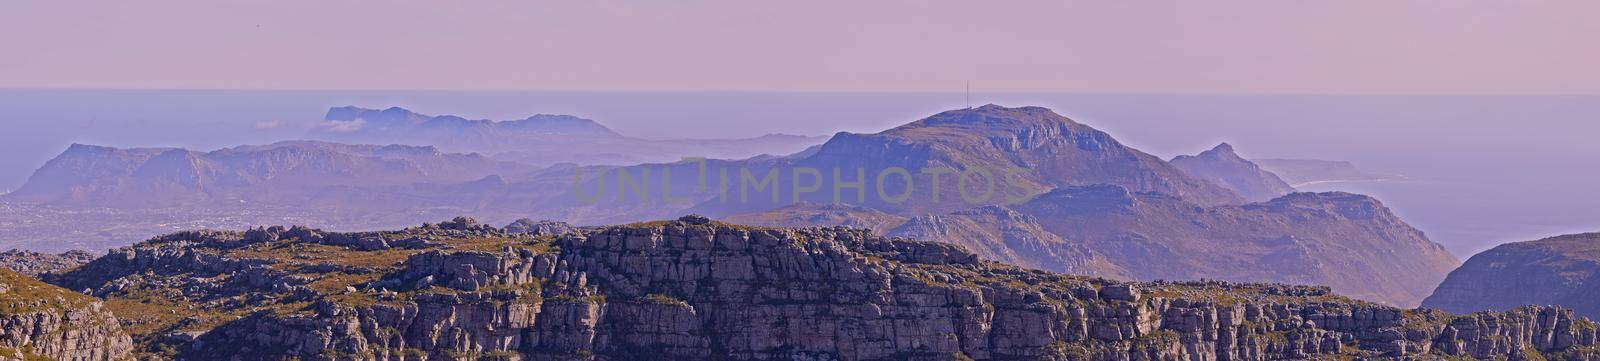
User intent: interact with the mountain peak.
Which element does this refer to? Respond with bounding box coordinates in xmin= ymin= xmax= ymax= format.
xmin=1171 ymin=143 xmax=1295 ymax=202
xmin=905 ymin=104 xmax=1069 ymax=131
xmin=1210 ymin=142 xmax=1236 ymax=154
xmin=798 ymin=104 xmax=1245 ymax=208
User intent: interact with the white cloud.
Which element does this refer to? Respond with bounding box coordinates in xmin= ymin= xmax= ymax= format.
xmin=253 ymin=120 xmax=286 ymax=130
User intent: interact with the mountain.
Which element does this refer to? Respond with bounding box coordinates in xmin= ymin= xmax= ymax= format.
xmin=668 ymin=105 xmax=1450 ymax=305
xmin=782 ymin=104 xmax=1244 ymax=213
xmin=1170 ymin=143 xmax=1296 ymax=202
xmin=2 ymin=104 xmax=1455 ymax=308
xmin=313 ymin=106 xmax=826 ymax=166
xmin=4 ymin=141 xmax=535 ymax=207
xmin=324 ymin=105 xmax=621 ymax=137
xmin=1424 ymin=232 xmax=1600 ymax=318
xmin=1253 ymin=158 xmax=1402 ymax=186
xmin=887 ymin=206 xmax=1131 ymax=280
xmin=30 ymin=217 xmax=1600 ymax=359
xmin=1011 ymin=186 xmax=1458 ymax=306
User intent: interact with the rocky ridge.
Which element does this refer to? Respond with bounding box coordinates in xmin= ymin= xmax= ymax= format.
xmin=0 ymin=269 xmax=132 ymax=361
xmin=31 ymin=217 xmax=1599 ymax=360
xmin=0 ymin=249 xmax=97 ymax=276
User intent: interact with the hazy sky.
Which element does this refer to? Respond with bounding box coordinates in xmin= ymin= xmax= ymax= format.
xmin=4 ymin=1 xmax=1597 ymax=94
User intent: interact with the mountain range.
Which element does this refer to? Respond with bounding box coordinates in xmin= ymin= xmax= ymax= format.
xmin=313 ymin=106 xmax=826 ymax=166
xmin=1 ymin=104 xmax=1461 ymax=307
xmin=4 ymin=141 xmax=535 ymax=207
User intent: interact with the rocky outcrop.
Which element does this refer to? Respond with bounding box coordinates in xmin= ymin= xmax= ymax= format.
xmin=1170 ymin=143 xmax=1295 ymax=202
xmin=504 ymin=219 xmax=578 ymax=237
xmin=1424 ymin=232 xmax=1600 ymax=319
xmin=0 ymin=249 xmax=97 ymax=276
xmin=39 ymin=217 xmax=1597 ymax=360
xmin=0 ymin=269 xmax=132 ymax=361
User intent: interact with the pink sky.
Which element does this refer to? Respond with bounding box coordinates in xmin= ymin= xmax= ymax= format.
xmin=3 ymin=1 xmax=1597 ymax=94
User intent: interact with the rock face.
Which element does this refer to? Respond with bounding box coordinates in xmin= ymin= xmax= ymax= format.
xmin=37 ymin=218 xmax=1599 ymax=360
xmin=0 ymin=249 xmax=97 ymax=276
xmin=1170 ymin=143 xmax=1296 ymax=202
xmin=1424 ymin=232 xmax=1600 ymax=319
xmin=1013 ymin=186 xmax=1459 ymax=307
xmin=0 ymin=269 xmax=132 ymax=361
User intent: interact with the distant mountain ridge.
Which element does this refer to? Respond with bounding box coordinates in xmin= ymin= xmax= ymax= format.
xmin=4 ymin=140 xmax=533 ymax=207
xmin=312 ymin=106 xmax=826 ymax=166
xmin=323 ymin=105 xmax=622 ymax=137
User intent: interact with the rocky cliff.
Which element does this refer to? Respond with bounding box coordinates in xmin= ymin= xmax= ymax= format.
xmin=1424 ymin=232 xmax=1600 ymax=319
xmin=0 ymin=269 xmax=132 ymax=361
xmin=1170 ymin=143 xmax=1295 ymax=202
xmin=37 ymin=217 xmax=1597 ymax=360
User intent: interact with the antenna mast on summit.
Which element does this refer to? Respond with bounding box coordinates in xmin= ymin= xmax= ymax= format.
xmin=966 ymin=81 xmax=971 ymax=109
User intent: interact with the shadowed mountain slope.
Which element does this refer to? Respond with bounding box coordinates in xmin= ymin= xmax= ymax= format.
xmin=1011 ymin=186 xmax=1459 ymax=307
xmin=1424 ymin=232 xmax=1600 ymax=318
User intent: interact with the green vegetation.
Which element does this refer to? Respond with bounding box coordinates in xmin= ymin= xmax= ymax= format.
xmin=642 ymin=293 xmax=689 ymax=307
xmin=0 ymin=269 xmax=96 ymax=314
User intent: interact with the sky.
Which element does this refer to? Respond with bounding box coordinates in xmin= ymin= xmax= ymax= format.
xmin=3 ymin=1 xmax=1598 ymax=94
